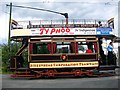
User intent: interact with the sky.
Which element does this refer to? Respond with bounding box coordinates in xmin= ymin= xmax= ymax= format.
xmin=0 ymin=0 xmax=119 ymax=44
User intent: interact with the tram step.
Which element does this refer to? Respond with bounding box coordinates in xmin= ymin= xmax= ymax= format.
xmin=99 ymin=65 xmax=119 ymax=70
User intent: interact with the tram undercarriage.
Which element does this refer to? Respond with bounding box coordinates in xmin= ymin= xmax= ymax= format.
xmin=10 ymin=66 xmax=118 ymax=79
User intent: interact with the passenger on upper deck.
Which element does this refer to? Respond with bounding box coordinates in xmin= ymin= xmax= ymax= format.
xmin=98 ymin=21 xmax=102 ymax=27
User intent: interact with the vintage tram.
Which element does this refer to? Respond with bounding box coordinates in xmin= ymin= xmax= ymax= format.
xmin=10 ymin=18 xmax=118 ymax=78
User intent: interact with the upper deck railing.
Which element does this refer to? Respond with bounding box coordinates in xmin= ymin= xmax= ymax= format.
xmin=11 ymin=18 xmax=114 ymax=29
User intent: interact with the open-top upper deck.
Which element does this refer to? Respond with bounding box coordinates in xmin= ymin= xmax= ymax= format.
xmin=10 ymin=18 xmax=115 ymax=40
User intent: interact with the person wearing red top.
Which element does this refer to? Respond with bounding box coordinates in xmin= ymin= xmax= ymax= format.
xmin=86 ymin=49 xmax=92 ymax=53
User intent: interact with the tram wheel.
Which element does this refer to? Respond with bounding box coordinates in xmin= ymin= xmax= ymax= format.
xmin=35 ymin=72 xmax=42 ymax=78
xmin=48 ymin=70 xmax=55 ymax=78
xmin=74 ymin=69 xmax=81 ymax=77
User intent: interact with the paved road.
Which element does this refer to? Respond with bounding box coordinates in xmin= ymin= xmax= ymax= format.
xmin=1 ymin=74 xmax=120 ymax=88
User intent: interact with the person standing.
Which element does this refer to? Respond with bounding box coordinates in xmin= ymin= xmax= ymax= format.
xmin=107 ymin=42 xmax=114 ymax=65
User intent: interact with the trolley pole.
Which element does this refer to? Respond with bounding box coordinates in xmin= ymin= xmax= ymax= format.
xmin=6 ymin=4 xmax=68 ymax=26
xmin=8 ymin=2 xmax=12 ymax=56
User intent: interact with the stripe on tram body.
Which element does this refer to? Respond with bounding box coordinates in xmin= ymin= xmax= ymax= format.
xmin=29 ymin=61 xmax=99 ymax=68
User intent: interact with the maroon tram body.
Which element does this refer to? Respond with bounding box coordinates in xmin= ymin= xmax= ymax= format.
xmin=10 ymin=18 xmax=118 ymax=78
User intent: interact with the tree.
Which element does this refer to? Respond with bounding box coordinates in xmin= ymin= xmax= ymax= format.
xmin=1 ymin=42 xmax=28 ymax=72
xmin=1 ymin=43 xmax=11 ymax=72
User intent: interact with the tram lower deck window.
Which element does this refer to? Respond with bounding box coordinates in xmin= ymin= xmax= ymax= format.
xmin=33 ymin=43 xmax=50 ymax=54
xmin=31 ymin=41 xmax=97 ymax=54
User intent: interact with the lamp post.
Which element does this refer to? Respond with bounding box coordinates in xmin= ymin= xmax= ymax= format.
xmin=7 ymin=3 xmax=12 ymax=57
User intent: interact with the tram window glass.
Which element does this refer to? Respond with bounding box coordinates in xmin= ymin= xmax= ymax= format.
xmin=56 ymin=42 xmax=70 ymax=53
xmin=78 ymin=45 xmax=87 ymax=53
xmin=33 ymin=43 xmax=50 ymax=54
xmin=77 ymin=42 xmax=96 ymax=53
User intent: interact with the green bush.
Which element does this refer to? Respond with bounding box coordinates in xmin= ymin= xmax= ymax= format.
xmin=1 ymin=42 xmax=28 ymax=73
xmin=1 ymin=44 xmax=10 ymax=72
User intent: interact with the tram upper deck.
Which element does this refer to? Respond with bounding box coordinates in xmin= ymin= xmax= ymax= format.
xmin=10 ymin=18 xmax=115 ymax=40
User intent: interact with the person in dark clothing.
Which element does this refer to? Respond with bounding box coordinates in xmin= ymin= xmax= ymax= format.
xmin=107 ymin=42 xmax=114 ymax=65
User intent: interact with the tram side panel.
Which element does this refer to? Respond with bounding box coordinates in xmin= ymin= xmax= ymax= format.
xmin=28 ymin=37 xmax=99 ymax=72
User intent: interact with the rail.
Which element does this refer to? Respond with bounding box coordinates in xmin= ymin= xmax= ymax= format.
xmin=11 ymin=19 xmax=110 ymax=29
